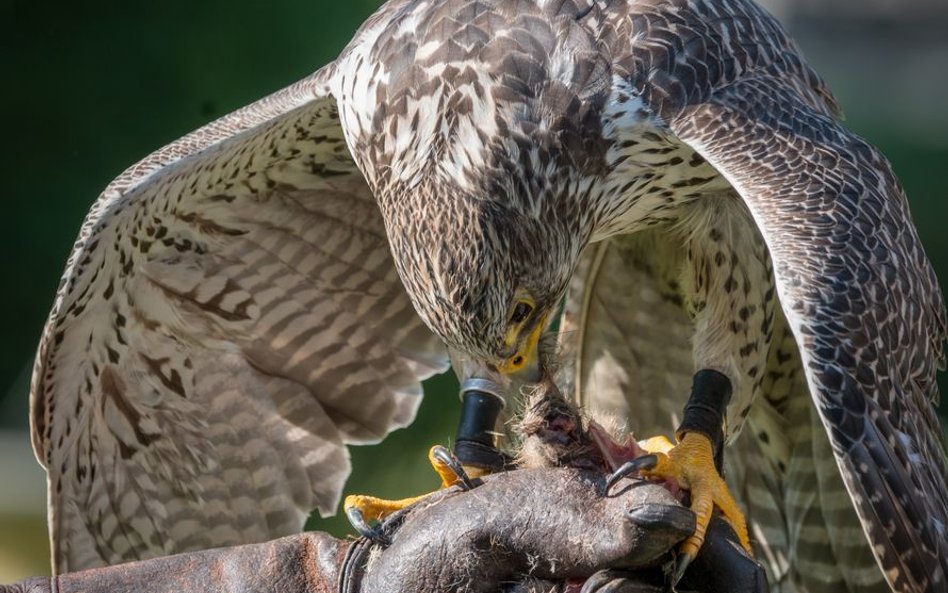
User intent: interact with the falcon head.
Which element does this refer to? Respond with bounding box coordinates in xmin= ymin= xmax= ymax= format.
xmin=383 ymin=181 xmax=587 ymax=380
xmin=351 ymin=15 xmax=610 ymax=382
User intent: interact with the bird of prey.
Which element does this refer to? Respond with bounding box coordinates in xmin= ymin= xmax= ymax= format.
xmin=30 ymin=0 xmax=946 ymax=591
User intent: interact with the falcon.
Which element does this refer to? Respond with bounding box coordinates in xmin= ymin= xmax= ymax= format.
xmin=30 ymin=0 xmax=947 ymax=591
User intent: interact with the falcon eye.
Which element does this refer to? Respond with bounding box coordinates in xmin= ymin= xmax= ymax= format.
xmin=509 ymin=301 xmax=534 ymax=325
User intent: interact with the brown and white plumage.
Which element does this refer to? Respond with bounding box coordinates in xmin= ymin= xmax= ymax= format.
xmin=30 ymin=68 xmax=449 ymax=572
xmin=32 ymin=0 xmax=946 ymax=591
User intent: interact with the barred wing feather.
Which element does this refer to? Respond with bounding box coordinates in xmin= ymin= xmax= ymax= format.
xmin=29 ymin=63 xmax=448 ymax=573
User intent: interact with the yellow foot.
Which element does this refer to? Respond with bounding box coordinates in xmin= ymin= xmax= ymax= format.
xmin=343 ymin=445 xmax=479 ymax=543
xmin=606 ymin=433 xmax=750 ymax=582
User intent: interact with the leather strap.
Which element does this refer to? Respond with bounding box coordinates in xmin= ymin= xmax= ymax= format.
xmin=676 ymin=369 xmax=732 ymax=472
xmin=455 ymin=382 xmax=508 ymax=471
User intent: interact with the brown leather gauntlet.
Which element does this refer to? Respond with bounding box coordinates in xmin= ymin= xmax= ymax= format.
xmin=2 ymin=467 xmax=764 ymax=593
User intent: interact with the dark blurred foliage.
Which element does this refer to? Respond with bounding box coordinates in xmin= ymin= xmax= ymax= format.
xmin=1 ymin=0 xmax=944 ymax=548
xmin=0 ymin=0 xmax=383 ymax=426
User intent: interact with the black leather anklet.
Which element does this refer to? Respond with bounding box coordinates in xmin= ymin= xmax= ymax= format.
xmin=677 ymin=369 xmax=732 ymax=472
xmin=454 ymin=379 xmax=508 ymax=471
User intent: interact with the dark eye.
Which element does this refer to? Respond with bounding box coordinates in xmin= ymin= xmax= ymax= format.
xmin=510 ymin=301 xmax=533 ymax=325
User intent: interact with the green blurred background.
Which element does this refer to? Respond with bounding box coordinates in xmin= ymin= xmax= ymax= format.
xmin=1 ymin=0 xmax=945 ymax=582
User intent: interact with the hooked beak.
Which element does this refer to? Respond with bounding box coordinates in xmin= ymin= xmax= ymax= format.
xmin=448 ymin=323 xmax=547 ymax=400
xmin=497 ymin=313 xmax=548 ymax=382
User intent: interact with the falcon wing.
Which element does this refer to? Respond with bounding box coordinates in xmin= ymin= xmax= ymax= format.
xmin=591 ymin=2 xmax=948 ymax=589
xmin=30 ymin=62 xmax=448 ymax=572
xmin=667 ymin=74 xmax=948 ymax=591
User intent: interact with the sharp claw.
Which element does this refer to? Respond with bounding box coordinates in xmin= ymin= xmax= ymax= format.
xmin=580 ymin=569 xmax=631 ymax=593
xmin=580 ymin=570 xmax=613 ymax=593
xmin=672 ymin=551 xmax=694 ymax=588
xmin=345 ymin=507 xmax=390 ymax=546
xmin=432 ymin=445 xmax=476 ymax=490
xmin=604 ymin=454 xmax=658 ymax=494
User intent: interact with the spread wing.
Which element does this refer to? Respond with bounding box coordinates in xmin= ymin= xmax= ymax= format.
xmin=669 ymin=74 xmax=948 ymax=592
xmin=605 ymin=1 xmax=948 ymax=588
xmin=594 ymin=1 xmax=948 ymax=590
xmin=29 ymin=63 xmax=448 ymax=573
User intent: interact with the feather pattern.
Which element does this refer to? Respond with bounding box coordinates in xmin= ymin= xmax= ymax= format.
xmin=30 ymin=65 xmax=447 ymax=572
xmin=593 ymin=2 xmax=945 ymax=590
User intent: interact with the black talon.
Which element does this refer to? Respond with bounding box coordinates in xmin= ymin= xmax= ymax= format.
xmin=580 ymin=569 xmax=634 ymax=593
xmin=604 ymin=455 xmax=658 ymax=494
xmin=431 ymin=445 xmax=476 ymax=491
xmin=345 ymin=507 xmax=390 ymax=547
xmin=672 ymin=551 xmax=694 ymax=589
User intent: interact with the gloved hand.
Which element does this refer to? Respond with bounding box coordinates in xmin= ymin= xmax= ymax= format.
xmin=1 ymin=467 xmax=766 ymax=593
